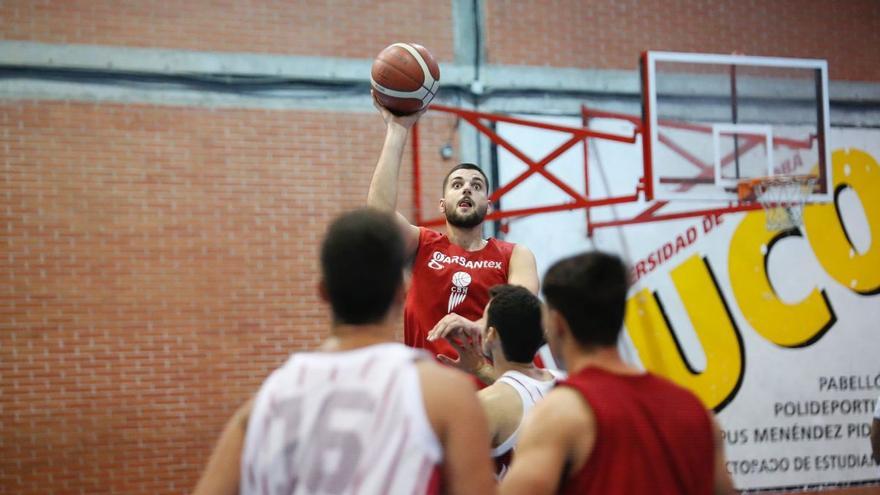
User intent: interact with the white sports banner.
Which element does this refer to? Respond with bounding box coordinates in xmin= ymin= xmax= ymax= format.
xmin=496 ymin=116 xmax=880 ymax=490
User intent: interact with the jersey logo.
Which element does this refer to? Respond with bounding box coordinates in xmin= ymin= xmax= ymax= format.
xmin=427 ymin=250 xmax=504 ymax=271
xmin=447 ymin=271 xmax=472 ymax=313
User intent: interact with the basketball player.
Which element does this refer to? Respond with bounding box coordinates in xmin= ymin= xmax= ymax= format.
xmin=368 ymin=97 xmax=539 ymax=367
xmin=500 ymin=251 xmax=736 ymax=495
xmin=441 ymin=284 xmax=560 ymax=478
xmin=192 ymin=209 xmax=496 ymax=495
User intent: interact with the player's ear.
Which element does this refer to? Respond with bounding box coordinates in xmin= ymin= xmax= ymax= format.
xmin=402 ymin=270 xmax=412 ymax=292
xmin=485 ymin=325 xmax=498 ymax=343
xmin=439 ymin=198 xmax=446 ymax=214
xmin=487 ymin=199 xmax=494 ymax=214
xmin=546 ymin=307 xmax=569 ymax=340
xmin=318 ymin=280 xmax=330 ymax=303
xmin=394 ymin=276 xmax=407 ymax=306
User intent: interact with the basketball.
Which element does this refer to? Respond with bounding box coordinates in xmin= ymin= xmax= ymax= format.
xmin=371 ymin=42 xmax=440 ymax=115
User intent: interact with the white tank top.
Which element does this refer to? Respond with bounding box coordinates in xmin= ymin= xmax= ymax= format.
xmin=241 ymin=343 xmax=443 ymax=495
xmin=491 ymin=369 xmax=561 ymax=461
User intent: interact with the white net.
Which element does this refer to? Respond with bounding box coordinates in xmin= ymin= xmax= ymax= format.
xmin=753 ymin=176 xmax=816 ymax=230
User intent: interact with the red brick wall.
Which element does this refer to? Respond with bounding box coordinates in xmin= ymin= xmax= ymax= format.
xmin=0 ymin=0 xmax=455 ymax=61
xmin=484 ymin=0 xmax=880 ymax=81
xmin=0 ymin=101 xmax=456 ymax=494
xmin=6 ymin=1 xmax=878 ymax=81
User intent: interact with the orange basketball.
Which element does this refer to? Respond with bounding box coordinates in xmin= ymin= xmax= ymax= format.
xmin=371 ymin=43 xmax=440 ymax=115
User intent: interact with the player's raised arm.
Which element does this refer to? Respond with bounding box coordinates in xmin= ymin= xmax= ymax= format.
xmin=368 ymin=95 xmax=423 ymax=257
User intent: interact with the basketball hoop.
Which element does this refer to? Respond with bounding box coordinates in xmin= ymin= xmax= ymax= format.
xmin=738 ymin=176 xmax=816 ymax=230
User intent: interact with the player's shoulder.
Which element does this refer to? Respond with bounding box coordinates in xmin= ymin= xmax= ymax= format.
xmin=416 ymin=359 xmax=477 ymax=393
xmin=531 ymin=385 xmax=595 ymax=431
xmin=489 ymin=235 xmax=518 ymax=251
xmin=510 ymin=242 xmax=535 ymax=258
xmin=646 ymin=371 xmax=707 ymax=407
xmin=478 ymin=378 xmax=520 ymax=406
xmin=513 ymin=385 xmax=595 ymax=462
xmin=416 ymin=360 xmax=483 ymax=429
xmin=419 ymin=226 xmax=446 ymax=244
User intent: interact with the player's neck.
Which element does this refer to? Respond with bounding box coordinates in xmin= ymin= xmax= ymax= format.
xmin=492 ymin=351 xmax=550 ymax=380
xmin=565 ymin=345 xmax=643 ymax=376
xmin=322 ymin=322 xmax=396 ymax=352
xmin=445 ymin=224 xmax=487 ymax=251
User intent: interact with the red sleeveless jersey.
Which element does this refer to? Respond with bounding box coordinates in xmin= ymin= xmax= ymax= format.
xmin=405 ymin=227 xmax=515 ymax=359
xmin=558 ymin=367 xmax=715 ymax=495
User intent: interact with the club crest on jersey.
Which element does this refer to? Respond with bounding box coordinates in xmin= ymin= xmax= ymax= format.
xmin=447 ymin=271 xmax=472 ymax=313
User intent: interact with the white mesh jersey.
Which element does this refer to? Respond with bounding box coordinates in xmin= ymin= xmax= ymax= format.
xmin=491 ymin=369 xmax=563 ymax=478
xmin=241 ymin=343 xmax=443 ymax=495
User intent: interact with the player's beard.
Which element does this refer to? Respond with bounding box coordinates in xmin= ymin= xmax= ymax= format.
xmin=446 ymin=202 xmax=488 ymax=228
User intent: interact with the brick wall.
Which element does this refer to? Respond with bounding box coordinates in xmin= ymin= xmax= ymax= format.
xmin=0 ymin=101 xmax=457 ymax=494
xmin=0 ymin=0 xmax=455 ymax=61
xmin=484 ymin=0 xmax=880 ymax=81
xmin=5 ymin=1 xmax=878 ymax=81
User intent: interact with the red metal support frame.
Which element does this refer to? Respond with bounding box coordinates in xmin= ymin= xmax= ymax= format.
xmin=465 ymin=117 xmax=586 ymax=202
xmin=591 ymin=202 xmax=764 ymax=229
xmin=412 ymin=104 xmax=642 ymax=228
xmin=411 ymin=100 xmax=814 ymax=235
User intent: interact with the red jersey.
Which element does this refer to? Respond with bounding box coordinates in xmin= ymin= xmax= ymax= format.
xmin=558 ymin=367 xmax=714 ymax=495
xmin=405 ymin=227 xmax=515 ymax=359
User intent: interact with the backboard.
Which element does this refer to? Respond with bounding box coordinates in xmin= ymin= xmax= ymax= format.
xmin=641 ymin=51 xmax=831 ymax=202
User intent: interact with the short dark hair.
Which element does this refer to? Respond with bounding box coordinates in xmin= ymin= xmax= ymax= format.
xmin=486 ymin=284 xmax=544 ymax=363
xmin=542 ymin=251 xmax=629 ymax=348
xmin=320 ymin=208 xmax=405 ymax=324
xmin=441 ymin=162 xmax=490 ymax=193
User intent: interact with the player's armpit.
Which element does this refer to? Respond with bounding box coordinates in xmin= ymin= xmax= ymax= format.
xmin=507 ymin=245 xmax=539 ymax=294
xmin=192 ymin=398 xmax=254 ymax=495
xmin=394 ymin=212 xmax=421 ymax=258
xmin=500 ymin=387 xmax=593 ymax=495
xmin=477 ymin=383 xmax=518 ymax=448
xmin=417 ymin=362 xmax=497 ymax=495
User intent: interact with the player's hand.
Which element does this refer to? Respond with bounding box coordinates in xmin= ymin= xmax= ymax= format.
xmin=437 ymin=331 xmax=492 ymax=376
xmin=372 ymin=90 xmax=425 ymax=130
xmin=427 ymin=313 xmax=481 ymax=343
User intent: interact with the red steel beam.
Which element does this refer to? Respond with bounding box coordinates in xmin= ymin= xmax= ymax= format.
xmin=589 ymin=202 xmax=763 ymax=229
xmin=430 ymin=104 xmax=639 ymax=144
xmin=583 ymin=106 xmax=643 ymax=128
